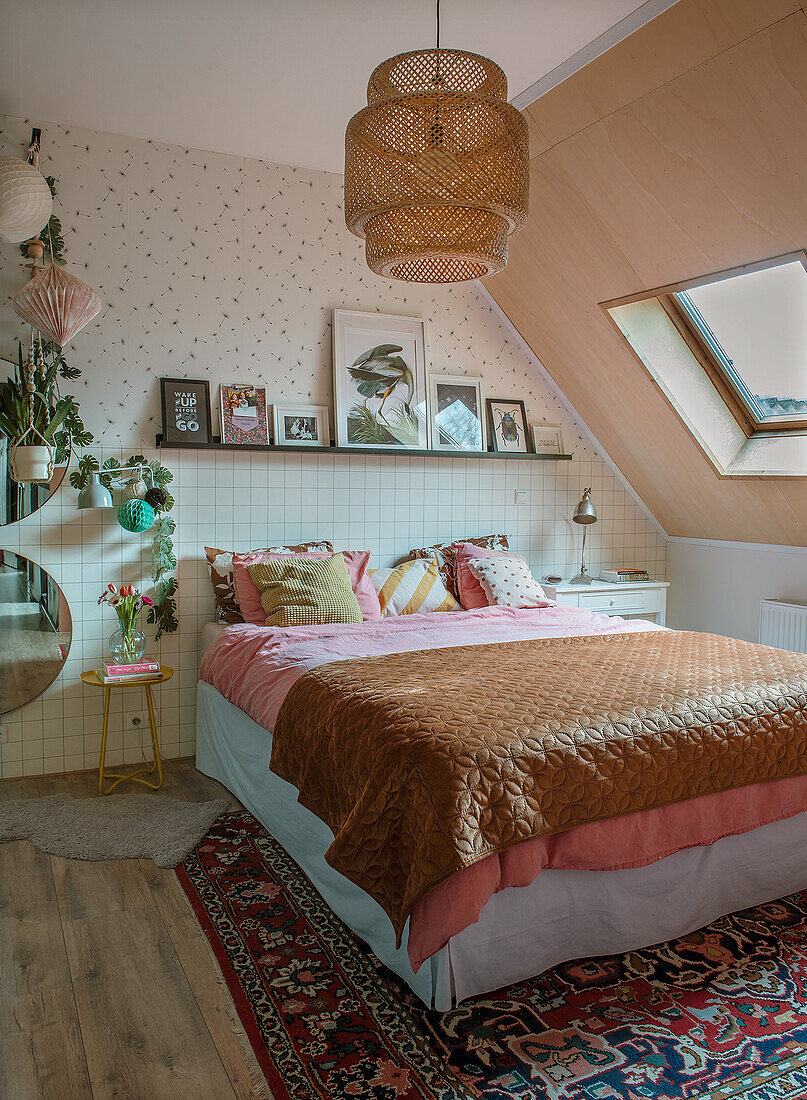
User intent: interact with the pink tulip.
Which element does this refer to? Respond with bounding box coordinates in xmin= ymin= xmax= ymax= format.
xmin=142 ymin=595 xmax=154 ymax=606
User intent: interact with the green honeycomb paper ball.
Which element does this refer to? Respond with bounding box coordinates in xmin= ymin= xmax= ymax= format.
xmin=117 ymin=498 xmax=155 ymax=533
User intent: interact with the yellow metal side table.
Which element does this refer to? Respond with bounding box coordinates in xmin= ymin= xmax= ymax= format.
xmin=80 ymin=666 xmax=174 ymax=795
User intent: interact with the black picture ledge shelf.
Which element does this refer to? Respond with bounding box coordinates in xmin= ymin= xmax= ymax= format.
xmin=155 ymin=435 xmax=573 ymax=462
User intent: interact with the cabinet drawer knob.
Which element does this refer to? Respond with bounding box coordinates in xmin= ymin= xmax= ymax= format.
xmin=609 ymin=599 xmax=615 ymax=606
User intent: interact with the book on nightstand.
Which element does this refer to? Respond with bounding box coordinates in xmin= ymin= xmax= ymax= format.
xmin=101 ymin=659 xmax=160 ymax=683
xmin=600 ymin=570 xmax=649 ymax=583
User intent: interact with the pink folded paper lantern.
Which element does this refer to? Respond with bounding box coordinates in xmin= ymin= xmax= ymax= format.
xmin=14 ymin=263 xmax=102 ymax=347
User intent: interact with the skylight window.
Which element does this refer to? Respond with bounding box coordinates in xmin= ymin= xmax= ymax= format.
xmin=671 ymin=257 xmax=807 ymax=430
xmin=605 ymin=252 xmax=807 ymax=477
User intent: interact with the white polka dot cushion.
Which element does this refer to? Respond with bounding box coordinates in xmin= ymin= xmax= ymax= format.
xmin=466 ymin=557 xmax=547 ymax=608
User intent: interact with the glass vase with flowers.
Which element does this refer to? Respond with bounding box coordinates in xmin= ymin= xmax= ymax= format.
xmin=99 ymin=583 xmax=153 ymax=664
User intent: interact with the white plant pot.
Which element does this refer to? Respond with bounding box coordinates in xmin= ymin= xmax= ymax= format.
xmin=10 ymin=444 xmax=54 ymax=484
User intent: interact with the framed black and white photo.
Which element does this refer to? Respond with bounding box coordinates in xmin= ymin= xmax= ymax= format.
xmin=531 ymin=423 xmax=564 ymax=455
xmin=332 ymin=310 xmax=428 ymax=450
xmin=428 ymin=374 xmax=485 ymax=452
xmin=486 ymin=398 xmax=531 ymax=453
xmin=272 ymin=404 xmax=331 ymax=447
xmin=160 ymin=378 xmax=211 ymax=444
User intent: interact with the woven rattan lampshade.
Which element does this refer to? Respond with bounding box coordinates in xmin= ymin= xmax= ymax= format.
xmin=345 ymin=48 xmax=529 ymax=283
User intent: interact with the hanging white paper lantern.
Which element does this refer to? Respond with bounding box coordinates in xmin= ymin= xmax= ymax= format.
xmin=14 ymin=263 xmax=102 ymax=347
xmin=0 ymin=156 xmax=53 ymax=244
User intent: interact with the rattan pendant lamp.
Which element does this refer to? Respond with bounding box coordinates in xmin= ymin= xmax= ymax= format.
xmin=344 ymin=0 xmax=529 ymax=283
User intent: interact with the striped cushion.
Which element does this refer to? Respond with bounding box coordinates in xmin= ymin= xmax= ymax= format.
xmin=370 ymin=558 xmax=458 ymax=617
xmin=247 ymin=553 xmax=363 ymax=626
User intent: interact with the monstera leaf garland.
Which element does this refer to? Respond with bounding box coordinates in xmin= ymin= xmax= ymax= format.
xmin=346 ymin=343 xmax=420 ymax=445
xmin=70 ymin=454 xmax=178 ymax=639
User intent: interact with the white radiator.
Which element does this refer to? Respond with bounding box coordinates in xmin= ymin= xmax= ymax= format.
xmin=760 ymin=599 xmax=807 ymax=653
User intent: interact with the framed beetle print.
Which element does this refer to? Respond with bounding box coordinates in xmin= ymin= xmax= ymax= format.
xmin=486 ymin=398 xmax=531 ymax=453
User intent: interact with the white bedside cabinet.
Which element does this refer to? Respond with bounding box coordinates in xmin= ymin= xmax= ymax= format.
xmin=542 ymin=580 xmax=669 ymax=626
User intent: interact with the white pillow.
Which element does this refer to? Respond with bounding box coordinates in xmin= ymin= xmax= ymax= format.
xmin=466 ymin=557 xmax=547 ymax=608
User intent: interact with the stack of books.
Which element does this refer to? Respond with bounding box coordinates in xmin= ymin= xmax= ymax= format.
xmin=601 ymin=569 xmax=649 ymax=584
xmin=101 ymin=658 xmax=160 ymax=683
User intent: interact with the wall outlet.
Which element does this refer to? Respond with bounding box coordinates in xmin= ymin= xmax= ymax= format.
xmin=514 ymin=489 xmax=527 ymax=505
xmin=126 ymin=710 xmax=151 ymax=730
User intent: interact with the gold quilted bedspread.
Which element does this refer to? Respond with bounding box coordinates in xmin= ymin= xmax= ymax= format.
xmin=271 ymin=630 xmax=807 ymax=941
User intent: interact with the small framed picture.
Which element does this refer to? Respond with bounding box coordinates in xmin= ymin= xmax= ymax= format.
xmin=531 ymin=423 xmax=564 ymax=455
xmin=272 ymin=404 xmax=331 ymax=447
xmin=332 ymin=309 xmax=429 ymax=450
xmin=428 ymin=374 xmax=485 ymax=451
xmin=220 ymin=384 xmax=269 ymax=445
xmin=486 ymin=399 xmax=532 ymax=453
xmin=160 ymin=378 xmax=211 ymax=444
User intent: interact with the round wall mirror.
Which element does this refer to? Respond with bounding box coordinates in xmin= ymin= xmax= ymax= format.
xmin=0 ymin=551 xmax=72 ymax=714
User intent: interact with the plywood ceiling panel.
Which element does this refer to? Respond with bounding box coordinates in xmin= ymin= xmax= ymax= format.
xmin=527 ymin=0 xmax=801 ymax=147
xmin=488 ymin=4 xmax=807 ymax=545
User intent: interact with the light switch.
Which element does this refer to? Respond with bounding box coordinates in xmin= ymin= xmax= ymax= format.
xmin=514 ymin=490 xmax=527 ymax=505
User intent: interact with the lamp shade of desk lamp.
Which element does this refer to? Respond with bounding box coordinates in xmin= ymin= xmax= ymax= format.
xmin=570 ymin=487 xmax=597 ymax=585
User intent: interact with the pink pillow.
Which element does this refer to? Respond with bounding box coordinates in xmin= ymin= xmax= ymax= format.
xmin=453 ymin=541 xmax=523 ymax=609
xmin=233 ymin=549 xmax=381 ymax=623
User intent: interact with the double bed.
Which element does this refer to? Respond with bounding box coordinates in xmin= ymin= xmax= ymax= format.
xmin=196 ymin=604 xmax=807 ymax=1011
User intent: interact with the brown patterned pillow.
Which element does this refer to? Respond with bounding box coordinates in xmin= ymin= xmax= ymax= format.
xmin=408 ymin=534 xmax=509 ymax=599
xmin=205 ymin=541 xmax=334 ymax=623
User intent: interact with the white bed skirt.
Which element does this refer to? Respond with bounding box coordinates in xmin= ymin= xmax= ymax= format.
xmin=196 ymin=679 xmax=807 ymax=1011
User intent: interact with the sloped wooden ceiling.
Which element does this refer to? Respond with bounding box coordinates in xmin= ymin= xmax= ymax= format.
xmin=487 ymin=0 xmax=807 ymax=543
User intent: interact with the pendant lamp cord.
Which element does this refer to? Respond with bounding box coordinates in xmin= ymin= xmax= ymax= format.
xmin=436 ymin=0 xmax=440 ymax=49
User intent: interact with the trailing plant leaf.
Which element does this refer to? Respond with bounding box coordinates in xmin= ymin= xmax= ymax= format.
xmin=69 ymin=453 xmax=99 ymax=489
xmin=99 ymin=457 xmax=122 ymax=489
xmin=147 ymin=576 xmax=178 ymax=640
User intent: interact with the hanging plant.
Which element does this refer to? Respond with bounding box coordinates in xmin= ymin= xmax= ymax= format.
xmin=70 ymin=453 xmax=178 ymax=640
xmin=0 ymin=340 xmax=93 ymax=467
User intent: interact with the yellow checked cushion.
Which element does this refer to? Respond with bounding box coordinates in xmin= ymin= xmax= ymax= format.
xmin=370 ymin=557 xmax=458 ymax=617
xmin=247 ymin=553 xmax=363 ymax=626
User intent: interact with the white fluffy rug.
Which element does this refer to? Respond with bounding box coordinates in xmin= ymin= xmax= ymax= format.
xmin=0 ymin=792 xmax=228 ymax=867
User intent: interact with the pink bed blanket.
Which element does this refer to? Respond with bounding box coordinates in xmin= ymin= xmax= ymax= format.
xmin=199 ymin=605 xmax=807 ymax=970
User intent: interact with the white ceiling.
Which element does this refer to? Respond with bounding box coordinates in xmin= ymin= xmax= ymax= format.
xmin=2 ymin=0 xmax=676 ymax=175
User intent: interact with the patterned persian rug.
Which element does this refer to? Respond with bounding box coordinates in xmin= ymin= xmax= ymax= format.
xmin=177 ymin=812 xmax=807 ymax=1100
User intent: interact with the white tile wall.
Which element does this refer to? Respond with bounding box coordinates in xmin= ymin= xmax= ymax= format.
xmin=0 ymin=115 xmax=666 ymax=778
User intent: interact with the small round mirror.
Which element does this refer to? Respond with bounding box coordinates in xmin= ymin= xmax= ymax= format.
xmin=0 ymin=552 xmax=72 ymax=714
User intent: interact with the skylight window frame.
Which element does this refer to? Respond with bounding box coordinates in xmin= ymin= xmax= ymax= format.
xmin=670 ymin=291 xmax=775 ymax=428
xmin=606 ymin=251 xmax=807 ymax=437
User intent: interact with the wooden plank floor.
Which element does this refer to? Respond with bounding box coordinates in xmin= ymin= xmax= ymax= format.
xmin=0 ymin=759 xmax=260 ymax=1100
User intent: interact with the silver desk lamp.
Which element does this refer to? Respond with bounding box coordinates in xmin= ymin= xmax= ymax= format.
xmin=570 ymin=487 xmax=597 ymax=585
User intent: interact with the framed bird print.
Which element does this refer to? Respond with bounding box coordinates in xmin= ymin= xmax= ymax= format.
xmin=332 ymin=310 xmax=429 ymax=449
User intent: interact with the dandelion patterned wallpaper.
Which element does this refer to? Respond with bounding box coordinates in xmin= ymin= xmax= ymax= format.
xmin=0 ymin=113 xmax=665 ymax=777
